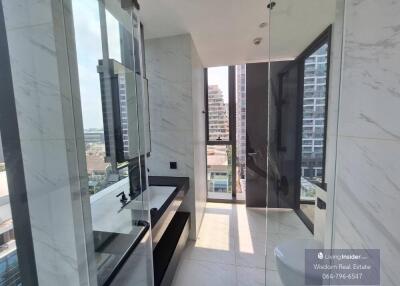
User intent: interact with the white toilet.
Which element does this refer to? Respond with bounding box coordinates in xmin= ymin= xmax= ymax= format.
xmin=274 ymin=239 xmax=323 ymax=286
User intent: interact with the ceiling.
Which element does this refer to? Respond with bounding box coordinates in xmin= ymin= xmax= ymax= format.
xmin=138 ymin=0 xmax=336 ymax=67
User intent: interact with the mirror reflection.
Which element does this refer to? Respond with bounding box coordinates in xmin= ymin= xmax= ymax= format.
xmin=71 ymin=1 xmax=150 ymax=284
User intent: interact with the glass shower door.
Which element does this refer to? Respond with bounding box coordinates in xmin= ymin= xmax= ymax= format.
xmin=266 ymin=0 xmax=339 ymax=285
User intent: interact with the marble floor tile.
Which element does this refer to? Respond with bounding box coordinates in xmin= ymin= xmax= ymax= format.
xmin=235 ymin=232 xmax=266 ymax=269
xmin=265 ymin=250 xmax=278 ymax=271
xmin=181 ymin=240 xmax=236 ymax=265
xmin=265 ymin=270 xmax=284 ymax=286
xmin=237 ymin=266 xmax=265 ymax=286
xmin=171 ymin=259 xmax=236 ymax=286
xmin=236 ymin=251 xmax=266 ymax=269
xmin=173 ymin=203 xmax=314 ymax=286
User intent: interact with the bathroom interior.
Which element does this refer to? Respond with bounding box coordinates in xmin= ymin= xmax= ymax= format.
xmin=0 ymin=0 xmax=398 ymax=285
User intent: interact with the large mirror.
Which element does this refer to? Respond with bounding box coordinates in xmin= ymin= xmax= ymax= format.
xmin=71 ymin=1 xmax=152 ymax=284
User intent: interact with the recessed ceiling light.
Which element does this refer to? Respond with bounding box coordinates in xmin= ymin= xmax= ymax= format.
xmin=259 ymin=22 xmax=268 ymax=28
xmin=253 ymin=37 xmax=262 ymax=45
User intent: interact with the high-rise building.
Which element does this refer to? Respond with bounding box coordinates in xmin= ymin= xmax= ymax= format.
xmin=84 ymin=129 xmax=105 ymax=145
xmin=207 ymin=85 xmax=229 ymax=141
xmin=118 ymin=73 xmax=130 ymax=158
xmin=207 ymin=85 xmax=230 ymax=193
xmin=0 ymin=139 xmax=20 ymax=284
xmin=235 ymin=65 xmax=246 ymax=199
xmin=301 ymin=43 xmax=328 ymax=182
xmin=235 ymin=65 xmax=246 ymax=178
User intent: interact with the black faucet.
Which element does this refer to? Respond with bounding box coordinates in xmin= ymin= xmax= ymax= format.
xmin=116 ymin=191 xmax=128 ymax=203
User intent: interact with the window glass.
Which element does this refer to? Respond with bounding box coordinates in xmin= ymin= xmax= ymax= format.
xmin=207 ymin=145 xmax=232 ymax=199
xmin=0 ymin=133 xmax=21 ymax=285
xmin=207 ymin=67 xmax=230 ymax=141
xmin=300 ymin=43 xmax=328 ymax=199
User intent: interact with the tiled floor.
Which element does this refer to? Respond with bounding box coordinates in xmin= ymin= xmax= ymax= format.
xmin=265 ymin=208 xmax=313 ymax=285
xmin=171 ymin=203 xmax=312 ymax=286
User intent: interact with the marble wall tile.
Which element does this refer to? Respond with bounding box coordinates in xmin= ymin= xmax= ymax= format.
xmin=313 ymin=187 xmax=327 ymax=242
xmin=2 ymin=0 xmax=52 ymax=30
xmin=337 ymin=0 xmax=400 ymax=140
xmin=148 ymin=130 xmax=194 ymax=177
xmin=5 ymin=24 xmax=68 ymax=141
xmin=191 ymin=41 xmax=207 ymax=237
xmin=333 ymin=137 xmax=400 ymax=285
xmin=145 ymin=35 xmax=192 ymax=84
xmin=329 ymin=1 xmax=400 ymax=285
xmin=145 ymin=34 xmax=206 ymax=239
xmin=148 ymin=80 xmax=193 ymax=132
xmin=324 ymin=0 xmax=345 ymax=249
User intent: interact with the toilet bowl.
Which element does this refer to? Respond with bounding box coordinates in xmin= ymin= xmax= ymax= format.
xmin=274 ymin=239 xmax=323 ymax=286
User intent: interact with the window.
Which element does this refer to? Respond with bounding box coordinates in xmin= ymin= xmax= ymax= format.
xmin=207 ymin=67 xmax=230 ymax=142
xmin=206 ymin=65 xmax=246 ymax=201
xmin=207 ymin=145 xmax=233 ymax=196
xmin=303 ymin=99 xmax=314 ymax=105
xmin=300 ymin=41 xmax=329 ymax=191
xmin=296 ymin=28 xmax=331 ymax=230
xmin=0 ymin=140 xmax=21 ymax=285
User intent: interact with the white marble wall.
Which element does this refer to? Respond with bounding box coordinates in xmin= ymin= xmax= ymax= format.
xmin=324 ymin=0 xmax=346 ymax=250
xmin=327 ymin=1 xmax=400 ymax=285
xmin=313 ymin=187 xmax=327 ymax=243
xmin=2 ymin=0 xmax=96 ymax=285
xmin=191 ymin=39 xmax=207 ymax=238
xmin=145 ymin=34 xmax=206 ymax=239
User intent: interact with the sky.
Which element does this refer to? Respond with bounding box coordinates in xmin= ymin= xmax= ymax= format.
xmin=208 ymin=66 xmax=229 ymax=103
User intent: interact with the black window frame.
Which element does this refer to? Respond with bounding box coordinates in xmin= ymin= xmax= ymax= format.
xmin=204 ymin=67 xmax=238 ymax=201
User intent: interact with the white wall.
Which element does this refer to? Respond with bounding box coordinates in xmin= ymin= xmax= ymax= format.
xmin=146 ymin=34 xmax=206 ymax=239
xmin=326 ymin=1 xmax=400 ymax=285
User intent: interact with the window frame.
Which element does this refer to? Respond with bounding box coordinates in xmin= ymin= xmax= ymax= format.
xmin=295 ymin=26 xmax=332 ymax=233
xmin=296 ymin=26 xmax=332 ymax=193
xmin=204 ymin=67 xmax=238 ymax=201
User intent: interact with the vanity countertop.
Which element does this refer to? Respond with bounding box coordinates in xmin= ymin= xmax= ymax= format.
xmin=90 ymin=176 xmax=189 ymax=234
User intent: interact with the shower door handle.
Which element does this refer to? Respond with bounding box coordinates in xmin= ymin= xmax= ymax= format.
xmin=248 ymin=152 xmax=257 ymax=156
